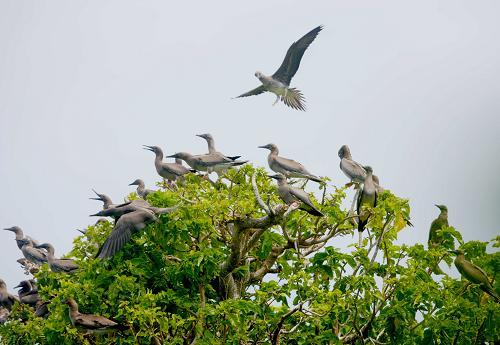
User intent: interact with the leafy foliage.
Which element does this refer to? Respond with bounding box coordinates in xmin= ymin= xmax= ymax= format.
xmin=1 ymin=165 xmax=498 ymax=344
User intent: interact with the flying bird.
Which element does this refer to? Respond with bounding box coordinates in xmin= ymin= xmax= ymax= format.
xmin=235 ymin=26 xmax=323 ymax=111
xmin=259 ymin=143 xmax=322 ymax=183
xmin=95 ymin=208 xmax=158 ymax=259
xmin=269 ymin=173 xmax=323 ymax=217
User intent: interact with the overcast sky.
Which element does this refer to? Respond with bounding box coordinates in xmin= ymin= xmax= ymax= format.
xmin=1 ymin=1 xmax=499 ymax=289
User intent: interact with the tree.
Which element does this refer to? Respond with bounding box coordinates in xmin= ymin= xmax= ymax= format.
xmin=0 ymin=165 xmax=498 ymax=344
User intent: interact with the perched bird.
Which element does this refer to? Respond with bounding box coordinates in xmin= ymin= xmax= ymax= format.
xmin=34 ymin=300 xmax=50 ymax=318
xmin=338 ymin=145 xmax=366 ymax=185
xmin=236 ymin=26 xmax=323 ymax=111
xmin=196 ymin=133 xmax=241 ymax=161
xmin=428 ymin=205 xmax=448 ymax=248
xmin=64 ymin=298 xmax=120 ymax=333
xmin=0 ymin=306 xmax=9 ymax=324
xmin=35 ymin=243 xmax=79 ymax=274
xmin=14 ymin=280 xmax=40 ymax=307
xmin=18 ymin=238 xmax=48 ymax=265
xmin=269 ymin=173 xmax=323 ymax=217
xmin=129 ymin=179 xmax=155 ymax=199
xmin=143 ymin=145 xmax=194 ymax=182
xmin=96 ymin=208 xmax=158 ymax=259
xmin=0 ymin=279 xmax=18 ymax=311
xmin=3 ymin=226 xmax=39 ymax=250
xmin=356 ymin=166 xmax=378 ymax=246
xmin=166 ymin=152 xmax=247 ymax=175
xmin=450 ymin=249 xmax=500 ymax=302
xmin=259 ymin=143 xmax=322 ymax=183
xmin=89 ymin=190 xmax=115 ymax=210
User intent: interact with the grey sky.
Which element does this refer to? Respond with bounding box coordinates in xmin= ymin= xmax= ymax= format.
xmin=1 ymin=0 xmax=499 ymax=289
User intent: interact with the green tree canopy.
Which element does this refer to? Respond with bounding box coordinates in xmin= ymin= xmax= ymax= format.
xmin=1 ymin=165 xmax=499 ymax=344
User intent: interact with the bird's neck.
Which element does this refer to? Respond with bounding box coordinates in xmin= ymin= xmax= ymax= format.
xmin=206 ymin=139 xmax=216 ymax=153
xmin=153 ymin=151 xmax=164 ymax=166
xmin=14 ymin=231 xmax=23 ymax=241
xmin=268 ymin=148 xmax=279 ymax=157
xmin=439 ymin=211 xmax=448 ymax=220
xmin=137 ymin=184 xmax=145 ymax=194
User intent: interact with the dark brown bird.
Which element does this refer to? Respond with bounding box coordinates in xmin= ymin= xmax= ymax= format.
xmin=64 ymin=298 xmax=120 ymax=333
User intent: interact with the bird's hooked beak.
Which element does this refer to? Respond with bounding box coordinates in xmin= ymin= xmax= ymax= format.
xmin=143 ymin=145 xmax=155 ymax=152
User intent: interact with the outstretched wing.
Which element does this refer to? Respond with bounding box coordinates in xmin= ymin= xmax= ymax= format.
xmin=96 ymin=215 xmax=134 ymax=259
xmin=272 ymin=26 xmax=322 ymax=85
xmin=235 ymin=85 xmax=267 ymax=98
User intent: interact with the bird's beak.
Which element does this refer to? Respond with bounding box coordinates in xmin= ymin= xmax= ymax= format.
xmin=268 ymin=174 xmax=278 ymax=180
xmin=258 ymin=145 xmax=267 ymax=149
xmin=165 ymin=154 xmax=176 ymax=158
xmin=89 ymin=197 xmax=102 ymax=201
xmin=13 ymin=283 xmax=22 ymax=289
xmin=143 ymin=145 xmax=154 ymax=152
xmin=196 ymin=134 xmax=203 ymax=138
xmin=3 ymin=227 xmax=13 ymax=231
xmin=128 ymin=182 xmax=135 ymax=186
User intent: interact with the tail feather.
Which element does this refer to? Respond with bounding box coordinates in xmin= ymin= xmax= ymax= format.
xmin=281 ymin=88 xmax=306 ymax=111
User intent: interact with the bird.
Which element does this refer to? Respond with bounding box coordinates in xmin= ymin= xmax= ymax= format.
xmin=450 ymin=249 xmax=500 ymax=302
xmin=0 ymin=306 xmax=9 ymax=324
xmin=196 ymin=133 xmax=241 ymax=161
xmin=338 ymin=145 xmax=367 ymax=185
xmin=0 ymin=279 xmax=18 ymax=311
xmin=95 ymin=208 xmax=158 ymax=259
xmin=18 ymin=238 xmax=48 ymax=265
xmin=3 ymin=226 xmax=39 ymax=250
xmin=89 ymin=190 xmax=115 ymax=210
xmin=166 ymin=152 xmax=247 ymax=175
xmin=258 ymin=143 xmax=322 ymax=183
xmin=129 ymin=179 xmax=155 ymax=199
xmin=356 ymin=166 xmax=378 ymax=246
xmin=64 ymin=298 xmax=120 ymax=333
xmin=235 ymin=26 xmax=323 ymax=111
xmin=14 ymin=280 xmax=40 ymax=307
xmin=35 ymin=243 xmax=79 ymax=274
xmin=269 ymin=173 xmax=323 ymax=217
xmin=428 ymin=205 xmax=449 ymax=249
xmin=143 ymin=145 xmax=194 ymax=182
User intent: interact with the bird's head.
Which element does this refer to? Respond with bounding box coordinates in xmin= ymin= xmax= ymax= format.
xmin=258 ymin=143 xmax=277 ymax=152
xmin=63 ymin=298 xmax=78 ymax=310
xmin=129 ymin=179 xmax=143 ymax=186
xmin=13 ymin=280 xmax=30 ymax=290
xmin=363 ymin=166 xmax=373 ymax=174
xmin=435 ymin=204 xmax=448 ymax=213
xmin=255 ymin=71 xmax=264 ymax=81
xmin=166 ymin=152 xmax=189 ymax=160
xmin=268 ymin=173 xmax=286 ymax=182
xmin=143 ymin=145 xmax=162 ymax=154
xmin=196 ymin=133 xmax=213 ymax=141
xmin=89 ymin=189 xmax=109 ymax=202
xmin=0 ymin=279 xmax=6 ymax=289
xmin=3 ymin=226 xmax=22 ymax=234
xmin=338 ymin=145 xmax=351 ymax=159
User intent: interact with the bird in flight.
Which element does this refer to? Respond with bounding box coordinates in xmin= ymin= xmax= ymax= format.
xmin=235 ymin=25 xmax=323 ymax=111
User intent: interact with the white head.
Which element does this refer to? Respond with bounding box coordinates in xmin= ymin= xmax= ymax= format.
xmin=254 ymin=71 xmax=265 ymax=81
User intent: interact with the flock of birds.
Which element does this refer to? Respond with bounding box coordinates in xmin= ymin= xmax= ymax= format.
xmin=1 ymin=26 xmax=498 ymax=334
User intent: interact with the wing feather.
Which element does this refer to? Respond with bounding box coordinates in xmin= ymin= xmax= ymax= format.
xmin=235 ymin=85 xmax=267 ymax=98
xmin=272 ymin=26 xmax=322 ymax=85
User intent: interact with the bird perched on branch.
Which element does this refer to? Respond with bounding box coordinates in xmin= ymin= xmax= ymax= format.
xmin=14 ymin=280 xmax=40 ymax=307
xmin=259 ymin=143 xmax=322 ymax=183
xmin=356 ymin=166 xmax=378 ymax=246
xmin=0 ymin=279 xmax=18 ymax=311
xmin=428 ymin=205 xmax=448 ymax=248
xmin=269 ymin=173 xmax=323 ymax=217
xmin=235 ymin=26 xmax=323 ymax=111
xmin=196 ymin=133 xmax=241 ymax=161
xmin=3 ymin=226 xmax=39 ymax=250
xmin=143 ymin=145 xmax=194 ymax=183
xmin=449 ymin=249 xmax=500 ymax=302
xmin=64 ymin=298 xmax=121 ymax=333
xmin=35 ymin=243 xmax=79 ymax=274
xmin=129 ymin=179 xmax=155 ymax=199
xmin=166 ymin=152 xmax=247 ymax=175
xmin=338 ymin=145 xmax=366 ymax=186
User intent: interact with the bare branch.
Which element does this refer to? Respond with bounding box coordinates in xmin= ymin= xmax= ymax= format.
xmin=252 ymin=171 xmax=270 ymax=215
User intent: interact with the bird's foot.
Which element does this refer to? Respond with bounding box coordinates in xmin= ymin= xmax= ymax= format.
xmin=272 ymin=95 xmax=280 ymax=106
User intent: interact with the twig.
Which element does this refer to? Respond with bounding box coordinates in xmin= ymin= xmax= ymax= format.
xmin=252 ymin=171 xmax=270 ymax=215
